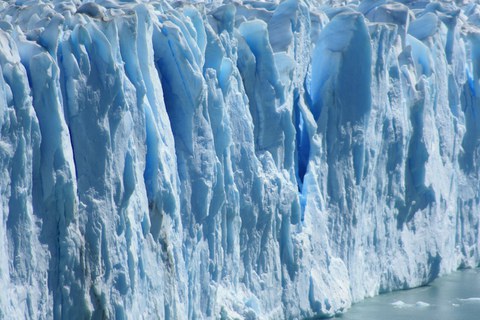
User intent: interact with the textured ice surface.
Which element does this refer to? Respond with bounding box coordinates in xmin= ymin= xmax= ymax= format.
xmin=0 ymin=0 xmax=479 ymax=319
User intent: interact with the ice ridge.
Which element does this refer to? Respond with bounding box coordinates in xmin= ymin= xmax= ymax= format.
xmin=0 ymin=0 xmax=479 ymax=319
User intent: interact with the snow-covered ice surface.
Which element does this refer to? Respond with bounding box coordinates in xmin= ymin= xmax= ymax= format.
xmin=0 ymin=0 xmax=479 ymax=319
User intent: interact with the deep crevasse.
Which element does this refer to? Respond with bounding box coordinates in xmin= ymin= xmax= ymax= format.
xmin=0 ymin=0 xmax=479 ymax=319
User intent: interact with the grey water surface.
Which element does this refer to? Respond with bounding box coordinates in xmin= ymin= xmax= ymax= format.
xmin=338 ymin=269 xmax=480 ymax=320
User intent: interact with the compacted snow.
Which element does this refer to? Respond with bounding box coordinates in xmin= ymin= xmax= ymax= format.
xmin=0 ymin=0 xmax=479 ymax=319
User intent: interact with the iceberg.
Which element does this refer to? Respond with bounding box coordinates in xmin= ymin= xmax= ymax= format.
xmin=0 ymin=0 xmax=479 ymax=319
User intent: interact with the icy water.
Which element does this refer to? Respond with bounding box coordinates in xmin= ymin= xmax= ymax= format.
xmin=337 ymin=269 xmax=480 ymax=320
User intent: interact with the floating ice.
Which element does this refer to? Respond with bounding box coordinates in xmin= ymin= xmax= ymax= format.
xmin=415 ymin=301 xmax=430 ymax=307
xmin=458 ymin=297 xmax=480 ymax=303
xmin=391 ymin=300 xmax=412 ymax=308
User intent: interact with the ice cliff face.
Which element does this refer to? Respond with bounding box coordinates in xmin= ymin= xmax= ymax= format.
xmin=0 ymin=0 xmax=479 ymax=318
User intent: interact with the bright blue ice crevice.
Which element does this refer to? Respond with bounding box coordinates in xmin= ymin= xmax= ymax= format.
xmin=294 ymin=91 xmax=310 ymax=185
xmin=466 ymin=67 xmax=475 ymax=97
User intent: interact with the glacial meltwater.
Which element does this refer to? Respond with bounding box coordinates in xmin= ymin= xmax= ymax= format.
xmin=338 ymin=269 xmax=480 ymax=320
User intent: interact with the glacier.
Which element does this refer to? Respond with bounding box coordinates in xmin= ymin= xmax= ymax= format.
xmin=0 ymin=0 xmax=479 ymax=319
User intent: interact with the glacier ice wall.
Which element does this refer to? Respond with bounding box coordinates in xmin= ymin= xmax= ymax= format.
xmin=0 ymin=0 xmax=479 ymax=319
